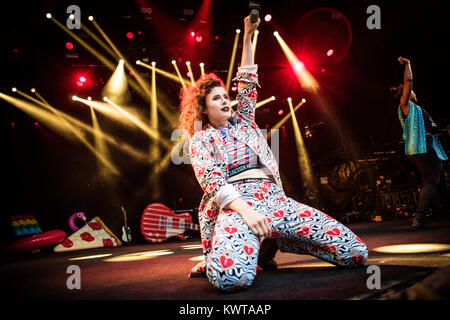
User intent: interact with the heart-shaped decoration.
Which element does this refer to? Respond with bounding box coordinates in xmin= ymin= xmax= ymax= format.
xmin=220 ymin=254 xmax=234 ymax=269
xmin=261 ymin=187 xmax=268 ymax=193
xmin=224 ymin=225 xmax=238 ymax=234
xmin=202 ymin=240 xmax=212 ymax=249
xmin=351 ymin=254 xmax=365 ymax=264
xmin=255 ymin=193 xmax=264 ymax=200
xmin=273 ymin=210 xmax=284 ymax=218
xmin=324 ymin=245 xmax=337 ymax=253
xmin=299 ymin=210 xmax=312 ymax=218
xmin=276 ymin=197 xmax=286 ymax=202
xmin=243 ymin=245 xmax=254 ymax=255
xmin=263 ymin=181 xmax=271 ymax=188
xmin=207 ymin=209 xmax=217 ymax=218
xmin=297 ymin=226 xmax=310 ymax=236
xmin=326 ymin=228 xmax=341 ymax=237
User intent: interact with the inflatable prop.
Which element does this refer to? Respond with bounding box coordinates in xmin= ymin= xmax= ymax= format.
xmin=54 ymin=216 xmax=122 ymax=252
xmin=6 ymin=215 xmax=66 ymax=254
xmin=68 ymin=211 xmax=87 ymax=232
xmin=141 ymin=203 xmax=199 ymax=243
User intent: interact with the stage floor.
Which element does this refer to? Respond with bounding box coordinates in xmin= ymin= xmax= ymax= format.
xmin=2 ymin=217 xmax=450 ymax=301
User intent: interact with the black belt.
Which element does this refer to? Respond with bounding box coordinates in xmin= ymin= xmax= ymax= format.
xmin=230 ymin=178 xmax=272 ymax=184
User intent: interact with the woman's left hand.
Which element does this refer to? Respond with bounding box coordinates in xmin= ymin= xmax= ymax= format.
xmin=244 ymin=15 xmax=260 ymax=36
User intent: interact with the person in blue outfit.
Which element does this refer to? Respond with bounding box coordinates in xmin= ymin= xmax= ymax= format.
xmin=392 ymin=57 xmax=449 ymax=229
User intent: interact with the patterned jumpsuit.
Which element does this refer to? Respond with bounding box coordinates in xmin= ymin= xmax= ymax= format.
xmin=188 ymin=65 xmax=368 ymax=292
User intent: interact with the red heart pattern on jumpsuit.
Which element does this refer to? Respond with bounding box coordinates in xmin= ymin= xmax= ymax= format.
xmin=326 ymin=228 xmax=341 ymax=237
xmin=351 ymin=255 xmax=365 ymax=264
xmin=297 ymin=226 xmax=310 ymax=236
xmin=220 ymin=254 xmax=235 ymax=269
xmin=273 ymin=210 xmax=284 ymax=218
xmin=255 ymin=193 xmax=263 ymax=200
xmin=243 ymin=245 xmax=254 ymax=255
xmin=299 ymin=210 xmax=312 ymax=218
xmin=224 ymin=225 xmax=238 ymax=234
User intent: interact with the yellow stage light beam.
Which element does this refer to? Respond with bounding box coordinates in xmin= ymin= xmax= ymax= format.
xmin=226 ymin=29 xmax=241 ymax=91
xmin=199 ymin=62 xmax=205 ymax=77
xmin=102 ymin=59 xmax=131 ymax=105
xmin=288 ymin=97 xmax=314 ymax=189
xmin=89 ymin=18 xmax=152 ymax=99
xmin=255 ymin=96 xmax=276 ymax=109
xmin=150 ymin=61 xmax=161 ymax=161
xmin=4 ymin=91 xmax=120 ymax=175
xmin=267 ymin=99 xmax=306 ymax=140
xmin=103 ymin=97 xmax=169 ymax=148
xmin=80 ymin=21 xmax=119 ymax=60
xmin=186 ymin=61 xmax=195 ymax=85
xmin=170 ymin=60 xmax=187 ymax=89
xmin=138 ymin=60 xmax=189 ymax=87
xmin=47 ymin=16 xmax=115 ymax=70
xmin=85 ymin=98 xmax=115 ymax=179
xmin=47 ymin=15 xmax=177 ymax=127
xmin=150 ymin=62 xmax=158 ymax=132
xmin=68 ymin=97 xmax=152 ymax=163
xmin=274 ymin=31 xmax=319 ymax=93
xmin=252 ymin=30 xmax=259 ymax=61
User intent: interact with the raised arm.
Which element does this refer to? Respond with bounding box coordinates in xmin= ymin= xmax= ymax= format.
xmin=234 ymin=15 xmax=261 ymax=122
xmin=398 ymin=56 xmax=412 ymax=116
xmin=241 ymin=15 xmax=260 ymax=67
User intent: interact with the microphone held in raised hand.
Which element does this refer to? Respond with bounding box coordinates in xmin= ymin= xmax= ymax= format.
xmin=250 ymin=9 xmax=259 ymax=23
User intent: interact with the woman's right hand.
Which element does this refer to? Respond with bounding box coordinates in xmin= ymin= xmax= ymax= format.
xmin=240 ymin=208 xmax=272 ymax=238
xmin=227 ymin=197 xmax=271 ymax=238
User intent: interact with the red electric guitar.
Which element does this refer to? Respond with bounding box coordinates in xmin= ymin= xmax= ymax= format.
xmin=140 ymin=203 xmax=199 ymax=243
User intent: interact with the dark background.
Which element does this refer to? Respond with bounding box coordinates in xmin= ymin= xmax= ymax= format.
xmin=1 ymin=0 xmax=449 ymax=246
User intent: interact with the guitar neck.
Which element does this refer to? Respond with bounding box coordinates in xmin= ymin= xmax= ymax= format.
xmin=186 ymin=222 xmax=200 ymax=231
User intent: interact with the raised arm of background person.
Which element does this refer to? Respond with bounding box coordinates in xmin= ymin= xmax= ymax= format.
xmin=399 ymin=56 xmax=412 ymax=116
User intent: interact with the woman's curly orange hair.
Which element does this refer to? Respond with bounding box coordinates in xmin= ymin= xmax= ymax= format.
xmin=179 ymin=73 xmax=226 ymax=138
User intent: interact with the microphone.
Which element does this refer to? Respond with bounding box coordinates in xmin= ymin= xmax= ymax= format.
xmin=250 ymin=9 xmax=259 ymax=23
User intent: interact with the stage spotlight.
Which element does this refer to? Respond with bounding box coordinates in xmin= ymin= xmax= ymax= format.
xmin=171 ymin=60 xmax=176 ymax=64
xmin=103 ymin=96 xmax=108 ymax=101
xmin=294 ymin=62 xmax=304 ymax=72
xmin=287 ymin=97 xmax=292 ymax=102
xmin=88 ymin=16 xmax=94 ymax=21
xmin=236 ymin=29 xmax=241 ymax=34
xmin=65 ymin=42 xmax=74 ymax=49
xmin=278 ymin=109 xmax=284 ymax=115
xmin=136 ymin=60 xmax=141 ymax=65
xmin=76 ymin=75 xmax=87 ymax=87
xmin=69 ymin=14 xmax=75 ymax=20
xmin=12 ymin=87 xmax=17 ymax=92
xmin=151 ymin=61 xmax=156 ymax=66
xmin=273 ymin=31 xmax=279 ymax=36
xmin=190 ymin=31 xmax=195 ymax=38
xmin=264 ymin=14 xmax=272 ymax=22
xmin=72 ymin=95 xmax=78 ymax=100
xmin=126 ymin=32 xmax=134 ymax=39
xmin=327 ymin=49 xmax=334 ymax=56
xmin=271 ymin=96 xmax=276 ymax=100
xmin=186 ymin=61 xmax=190 ymax=66
xmin=302 ymin=98 xmax=306 ymax=103
xmin=46 ymin=13 xmax=52 ymax=19
xmin=87 ymin=96 xmax=92 ymax=101
xmin=31 ymin=88 xmax=36 ymax=93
